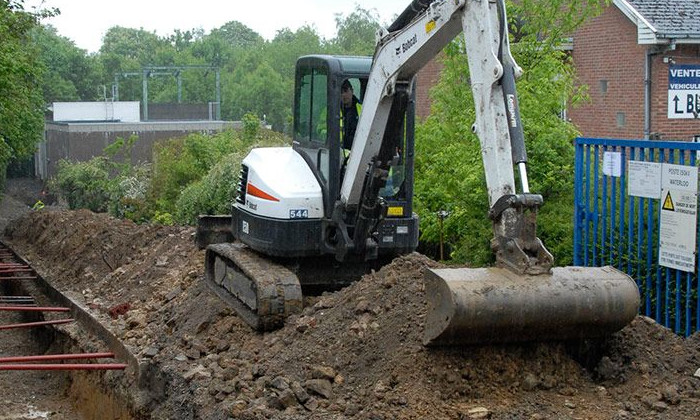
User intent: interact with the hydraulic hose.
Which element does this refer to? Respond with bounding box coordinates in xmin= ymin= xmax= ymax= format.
xmin=387 ymin=0 xmax=436 ymax=32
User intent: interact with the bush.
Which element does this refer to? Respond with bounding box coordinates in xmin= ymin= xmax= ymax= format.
xmin=52 ymin=135 xmax=151 ymax=220
xmin=53 ymin=126 xmax=290 ymax=225
xmin=414 ymin=34 xmax=583 ymax=266
xmin=108 ymin=164 xmax=151 ymax=221
xmin=171 ymin=133 xmax=289 ymax=224
xmin=174 ymin=153 xmax=243 ymax=224
xmin=52 ymin=157 xmax=113 ymax=212
xmin=242 ymin=112 xmax=260 ymax=140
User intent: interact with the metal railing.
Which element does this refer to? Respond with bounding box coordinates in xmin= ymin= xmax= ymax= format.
xmin=574 ymin=137 xmax=700 ymax=336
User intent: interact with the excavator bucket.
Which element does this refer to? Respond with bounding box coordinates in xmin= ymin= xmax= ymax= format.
xmin=423 ymin=266 xmax=640 ymax=346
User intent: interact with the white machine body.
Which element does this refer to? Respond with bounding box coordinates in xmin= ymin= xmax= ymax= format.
xmin=237 ymin=147 xmax=324 ymax=220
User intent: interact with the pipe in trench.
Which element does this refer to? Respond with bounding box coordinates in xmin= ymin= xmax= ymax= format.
xmin=0 ymin=363 xmax=127 ymax=371
xmin=0 ymin=352 xmax=115 ymax=363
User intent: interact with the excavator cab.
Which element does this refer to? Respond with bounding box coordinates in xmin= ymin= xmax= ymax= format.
xmin=290 ymin=55 xmax=419 ymax=262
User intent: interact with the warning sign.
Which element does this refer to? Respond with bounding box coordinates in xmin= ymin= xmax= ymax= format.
xmin=662 ymin=192 xmax=675 ymax=211
xmin=659 ymin=163 xmax=698 ymax=272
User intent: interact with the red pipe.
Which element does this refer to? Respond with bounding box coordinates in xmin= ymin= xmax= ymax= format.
xmin=0 ymin=363 xmax=128 ymax=371
xmin=0 ymin=268 xmax=33 ymax=273
xmin=0 ymin=319 xmax=75 ymax=330
xmin=0 ymin=276 xmax=38 ymax=280
xmin=0 ymin=306 xmax=70 ymax=312
xmin=0 ymin=352 xmax=115 ymax=363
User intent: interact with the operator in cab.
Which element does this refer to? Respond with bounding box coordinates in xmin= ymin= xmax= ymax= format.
xmin=340 ymin=79 xmax=362 ymax=150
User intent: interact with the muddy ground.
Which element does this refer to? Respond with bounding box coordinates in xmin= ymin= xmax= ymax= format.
xmin=2 ymin=179 xmax=700 ymax=419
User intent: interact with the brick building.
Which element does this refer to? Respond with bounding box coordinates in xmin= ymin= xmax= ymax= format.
xmin=415 ymin=55 xmax=444 ymax=121
xmin=569 ymin=0 xmax=700 ymax=141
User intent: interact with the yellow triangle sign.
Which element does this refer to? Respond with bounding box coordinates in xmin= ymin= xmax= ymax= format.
xmin=663 ymin=191 xmax=675 ymax=211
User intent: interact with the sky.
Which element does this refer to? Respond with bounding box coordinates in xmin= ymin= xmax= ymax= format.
xmin=26 ymin=0 xmax=411 ymax=53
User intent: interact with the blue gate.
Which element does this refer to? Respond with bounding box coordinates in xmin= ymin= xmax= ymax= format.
xmin=574 ymin=137 xmax=700 ymax=336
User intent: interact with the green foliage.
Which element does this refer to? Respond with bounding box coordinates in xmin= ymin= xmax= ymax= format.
xmin=174 ymin=153 xmax=243 ymax=225
xmin=332 ymin=7 xmax=381 ymax=55
xmin=414 ymin=0 xmax=602 ymax=266
xmin=32 ymin=25 xmax=100 ymax=102
xmin=172 ymin=131 xmax=288 ymax=225
xmin=150 ymin=133 xmax=222 ymax=212
xmin=242 ymin=113 xmax=260 ymax=140
xmin=0 ymin=1 xmax=46 ymax=185
xmin=152 ymin=211 xmax=174 ymax=226
xmin=52 ymin=157 xmax=113 ymax=212
xmin=265 ymin=26 xmax=324 ymax=80
xmin=52 ymin=136 xmax=150 ymax=218
xmin=226 ymin=62 xmax=289 ymax=130
xmin=209 ymin=21 xmax=264 ymax=49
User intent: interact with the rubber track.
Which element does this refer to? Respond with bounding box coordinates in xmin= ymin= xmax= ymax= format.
xmin=205 ymin=243 xmax=302 ymax=331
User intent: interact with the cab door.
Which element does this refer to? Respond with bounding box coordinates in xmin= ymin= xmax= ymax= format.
xmin=292 ymin=59 xmax=335 ymax=216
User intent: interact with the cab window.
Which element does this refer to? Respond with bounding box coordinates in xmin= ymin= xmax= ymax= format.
xmin=295 ymin=67 xmax=328 ymax=144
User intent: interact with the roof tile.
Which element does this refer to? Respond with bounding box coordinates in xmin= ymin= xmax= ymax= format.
xmin=627 ymin=0 xmax=700 ymax=36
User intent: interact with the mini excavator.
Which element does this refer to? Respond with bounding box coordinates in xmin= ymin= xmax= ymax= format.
xmin=197 ymin=0 xmax=640 ymax=344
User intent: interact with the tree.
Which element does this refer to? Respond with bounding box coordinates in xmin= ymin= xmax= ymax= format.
xmin=32 ymin=25 xmax=101 ymax=102
xmin=332 ymin=7 xmax=381 ymax=55
xmin=264 ymin=26 xmax=324 ymax=80
xmin=226 ymin=62 xmax=288 ymax=129
xmin=100 ymin=26 xmax=167 ymax=61
xmin=413 ymin=0 xmax=605 ymax=266
xmin=0 ymin=0 xmax=48 ymax=184
xmin=209 ymin=21 xmax=263 ymax=49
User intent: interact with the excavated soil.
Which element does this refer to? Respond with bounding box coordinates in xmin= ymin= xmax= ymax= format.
xmin=2 ymin=190 xmax=700 ymax=419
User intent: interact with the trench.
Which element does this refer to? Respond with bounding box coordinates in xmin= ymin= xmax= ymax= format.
xmin=0 ymin=246 xmax=134 ymax=420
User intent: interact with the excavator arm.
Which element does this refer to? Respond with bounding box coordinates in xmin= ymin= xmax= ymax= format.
xmin=342 ymin=0 xmax=551 ymax=273
xmin=339 ymin=0 xmax=640 ymax=345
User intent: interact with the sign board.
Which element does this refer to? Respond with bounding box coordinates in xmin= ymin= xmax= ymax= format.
xmin=667 ymin=65 xmax=700 ymax=119
xmin=658 ymin=163 xmax=698 ymax=272
xmin=628 ymin=160 xmax=661 ymax=199
xmin=602 ymin=151 xmax=622 ymax=177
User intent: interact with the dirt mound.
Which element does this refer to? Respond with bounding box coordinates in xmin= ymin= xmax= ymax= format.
xmin=4 ymin=209 xmax=700 ymax=419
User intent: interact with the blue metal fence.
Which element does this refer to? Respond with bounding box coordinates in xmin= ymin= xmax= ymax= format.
xmin=574 ymin=137 xmax=700 ymax=336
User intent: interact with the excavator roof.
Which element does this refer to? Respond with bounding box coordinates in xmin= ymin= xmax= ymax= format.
xmin=297 ymin=55 xmax=372 ymax=75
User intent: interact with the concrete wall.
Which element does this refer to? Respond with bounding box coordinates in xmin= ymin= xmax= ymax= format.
xmin=40 ymin=121 xmax=241 ymax=179
xmin=570 ymin=6 xmax=700 ymax=141
xmin=145 ymin=103 xmax=213 ymax=121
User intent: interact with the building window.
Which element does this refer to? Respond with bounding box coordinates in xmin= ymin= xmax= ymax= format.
xmin=599 ymin=80 xmax=608 ymax=94
xmin=616 ymin=112 xmax=626 ymax=127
